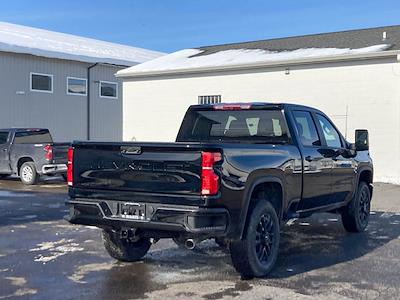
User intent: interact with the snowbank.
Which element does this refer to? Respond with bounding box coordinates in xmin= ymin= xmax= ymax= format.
xmin=118 ymin=44 xmax=391 ymax=75
xmin=0 ymin=22 xmax=164 ymax=66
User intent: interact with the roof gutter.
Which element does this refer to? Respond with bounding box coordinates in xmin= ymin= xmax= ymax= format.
xmin=116 ymin=50 xmax=400 ymax=79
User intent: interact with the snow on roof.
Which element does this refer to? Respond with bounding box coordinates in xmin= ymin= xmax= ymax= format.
xmin=0 ymin=22 xmax=164 ymax=66
xmin=117 ymin=44 xmax=391 ymax=76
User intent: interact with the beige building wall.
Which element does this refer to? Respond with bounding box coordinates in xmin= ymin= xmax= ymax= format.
xmin=122 ymin=56 xmax=400 ymax=183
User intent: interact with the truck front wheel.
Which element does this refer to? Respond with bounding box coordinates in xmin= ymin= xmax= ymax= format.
xmin=229 ymin=200 xmax=280 ymax=278
xmin=102 ymin=229 xmax=151 ymax=262
xmin=341 ymin=181 xmax=371 ymax=232
xmin=20 ymin=162 xmax=39 ymax=185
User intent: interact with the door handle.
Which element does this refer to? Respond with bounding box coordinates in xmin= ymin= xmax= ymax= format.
xmin=2 ymin=148 xmax=7 ymax=152
xmin=305 ymin=156 xmax=313 ymax=162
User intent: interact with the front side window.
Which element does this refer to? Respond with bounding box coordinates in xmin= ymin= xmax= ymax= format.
xmin=0 ymin=131 xmax=9 ymax=144
xmin=100 ymin=81 xmax=118 ymax=98
xmin=177 ymin=109 xmax=289 ymax=143
xmin=293 ymin=111 xmax=321 ymax=147
xmin=31 ymin=73 xmax=53 ymax=93
xmin=67 ymin=77 xmax=87 ymax=96
xmin=14 ymin=130 xmax=53 ymax=144
xmin=316 ymin=114 xmax=342 ymax=148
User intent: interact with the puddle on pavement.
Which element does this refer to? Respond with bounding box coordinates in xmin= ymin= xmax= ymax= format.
xmin=0 ymin=190 xmax=33 ymax=197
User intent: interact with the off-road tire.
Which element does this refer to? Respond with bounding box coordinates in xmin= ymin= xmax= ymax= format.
xmin=20 ymin=162 xmax=39 ymax=185
xmin=102 ymin=229 xmax=151 ymax=262
xmin=229 ymin=200 xmax=280 ymax=278
xmin=341 ymin=181 xmax=371 ymax=232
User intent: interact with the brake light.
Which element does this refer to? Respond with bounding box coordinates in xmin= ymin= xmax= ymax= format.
xmin=44 ymin=144 xmax=53 ymax=161
xmin=201 ymin=152 xmax=222 ymax=195
xmin=67 ymin=147 xmax=74 ymax=186
xmin=213 ymin=104 xmax=252 ymax=110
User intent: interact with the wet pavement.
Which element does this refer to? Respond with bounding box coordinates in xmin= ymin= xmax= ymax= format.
xmin=0 ymin=178 xmax=399 ymax=299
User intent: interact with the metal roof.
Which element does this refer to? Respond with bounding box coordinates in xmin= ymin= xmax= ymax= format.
xmin=117 ymin=25 xmax=400 ymax=78
xmin=196 ymin=25 xmax=400 ymax=56
xmin=0 ymin=22 xmax=164 ymax=66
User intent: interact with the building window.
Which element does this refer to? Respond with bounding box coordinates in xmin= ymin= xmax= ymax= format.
xmin=100 ymin=81 xmax=118 ymax=99
xmin=30 ymin=73 xmax=53 ymax=93
xmin=198 ymin=95 xmax=221 ymax=104
xmin=67 ymin=77 xmax=87 ymax=96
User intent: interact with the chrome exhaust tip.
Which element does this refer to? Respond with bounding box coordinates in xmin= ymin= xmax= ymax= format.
xmin=185 ymin=239 xmax=196 ymax=250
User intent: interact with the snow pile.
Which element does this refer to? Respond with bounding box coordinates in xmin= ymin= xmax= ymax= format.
xmin=30 ymin=238 xmax=84 ymax=263
xmin=0 ymin=22 xmax=164 ymax=66
xmin=118 ymin=44 xmax=390 ymax=75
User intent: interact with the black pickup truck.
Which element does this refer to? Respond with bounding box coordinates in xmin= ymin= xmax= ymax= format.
xmin=66 ymin=103 xmax=373 ymax=278
xmin=0 ymin=128 xmax=69 ymax=185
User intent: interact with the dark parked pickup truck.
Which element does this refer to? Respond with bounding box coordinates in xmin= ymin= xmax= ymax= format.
xmin=66 ymin=103 xmax=373 ymax=278
xmin=0 ymin=128 xmax=69 ymax=185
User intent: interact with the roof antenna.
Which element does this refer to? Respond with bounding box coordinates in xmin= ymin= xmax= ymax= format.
xmin=382 ymin=31 xmax=387 ymax=41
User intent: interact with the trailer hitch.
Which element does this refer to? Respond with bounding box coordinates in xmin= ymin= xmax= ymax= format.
xmin=120 ymin=228 xmax=140 ymax=242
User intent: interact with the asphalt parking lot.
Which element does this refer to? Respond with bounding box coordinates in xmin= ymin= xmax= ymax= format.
xmin=0 ymin=178 xmax=399 ymax=300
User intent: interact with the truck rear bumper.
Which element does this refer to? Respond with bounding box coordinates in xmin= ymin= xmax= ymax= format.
xmin=65 ymin=198 xmax=229 ymax=236
xmin=42 ymin=164 xmax=67 ymax=174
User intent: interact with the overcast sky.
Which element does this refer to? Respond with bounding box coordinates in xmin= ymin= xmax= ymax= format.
xmin=0 ymin=0 xmax=399 ymax=53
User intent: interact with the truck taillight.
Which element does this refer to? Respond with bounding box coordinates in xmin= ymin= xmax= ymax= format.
xmin=44 ymin=144 xmax=53 ymax=161
xmin=201 ymin=151 xmax=222 ymax=196
xmin=67 ymin=147 xmax=74 ymax=186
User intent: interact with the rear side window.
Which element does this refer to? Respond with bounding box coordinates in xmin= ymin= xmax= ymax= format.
xmin=0 ymin=131 xmax=9 ymax=144
xmin=293 ymin=111 xmax=321 ymax=147
xmin=14 ymin=130 xmax=53 ymax=144
xmin=316 ymin=114 xmax=342 ymax=148
xmin=177 ymin=109 xmax=289 ymax=143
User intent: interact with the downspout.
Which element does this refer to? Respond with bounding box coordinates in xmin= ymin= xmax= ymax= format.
xmin=87 ymin=63 xmax=98 ymax=140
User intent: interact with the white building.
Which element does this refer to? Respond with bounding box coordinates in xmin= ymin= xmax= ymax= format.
xmin=117 ymin=25 xmax=400 ymax=184
xmin=0 ymin=22 xmax=164 ymax=141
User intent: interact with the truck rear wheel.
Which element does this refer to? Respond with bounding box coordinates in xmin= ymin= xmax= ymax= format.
xmin=229 ymin=200 xmax=280 ymax=278
xmin=102 ymin=229 xmax=151 ymax=262
xmin=20 ymin=162 xmax=39 ymax=185
xmin=341 ymin=181 xmax=371 ymax=232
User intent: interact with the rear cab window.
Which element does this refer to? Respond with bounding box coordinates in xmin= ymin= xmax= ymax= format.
xmin=14 ymin=130 xmax=53 ymax=144
xmin=177 ymin=108 xmax=289 ymax=144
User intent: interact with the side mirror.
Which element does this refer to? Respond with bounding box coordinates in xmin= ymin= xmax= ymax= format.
xmin=355 ymin=129 xmax=369 ymax=151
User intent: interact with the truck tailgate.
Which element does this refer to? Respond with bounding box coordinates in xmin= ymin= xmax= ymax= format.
xmin=71 ymin=142 xmax=206 ymax=197
xmin=52 ymin=143 xmax=70 ymax=164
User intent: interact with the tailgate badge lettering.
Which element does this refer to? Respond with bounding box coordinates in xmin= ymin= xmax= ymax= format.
xmin=121 ymin=146 xmax=142 ymax=155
